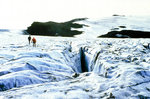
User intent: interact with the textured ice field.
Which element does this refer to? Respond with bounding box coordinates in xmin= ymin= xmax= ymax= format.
xmin=0 ymin=16 xmax=150 ymax=98
xmin=0 ymin=33 xmax=150 ymax=98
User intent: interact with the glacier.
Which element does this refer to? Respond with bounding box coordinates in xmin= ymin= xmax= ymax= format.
xmin=0 ymin=16 xmax=150 ymax=99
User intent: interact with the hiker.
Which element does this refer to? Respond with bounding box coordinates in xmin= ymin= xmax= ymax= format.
xmin=32 ymin=37 xmax=36 ymax=47
xmin=28 ymin=35 xmax=31 ymax=45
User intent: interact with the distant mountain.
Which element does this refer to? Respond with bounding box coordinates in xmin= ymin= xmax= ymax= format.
xmin=24 ymin=16 xmax=150 ymax=38
xmin=98 ymin=30 xmax=150 ymax=38
xmin=25 ymin=18 xmax=88 ymax=37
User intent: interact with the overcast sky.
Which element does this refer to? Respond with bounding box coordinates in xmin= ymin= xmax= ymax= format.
xmin=0 ymin=0 xmax=150 ymax=29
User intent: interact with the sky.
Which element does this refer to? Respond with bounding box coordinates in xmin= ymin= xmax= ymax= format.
xmin=0 ymin=0 xmax=150 ymax=29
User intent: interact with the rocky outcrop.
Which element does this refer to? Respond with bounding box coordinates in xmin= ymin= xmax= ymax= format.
xmin=25 ymin=18 xmax=88 ymax=37
xmin=98 ymin=30 xmax=150 ymax=38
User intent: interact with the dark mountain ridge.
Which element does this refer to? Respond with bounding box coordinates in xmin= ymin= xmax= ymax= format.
xmin=98 ymin=30 xmax=150 ymax=38
xmin=24 ymin=18 xmax=88 ymax=37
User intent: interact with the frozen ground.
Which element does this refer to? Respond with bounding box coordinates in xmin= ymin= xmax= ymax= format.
xmin=76 ymin=15 xmax=150 ymax=38
xmin=0 ymin=16 xmax=150 ymax=99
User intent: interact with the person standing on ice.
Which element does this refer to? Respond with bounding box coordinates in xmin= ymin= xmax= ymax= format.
xmin=32 ymin=37 xmax=36 ymax=47
xmin=28 ymin=35 xmax=31 ymax=45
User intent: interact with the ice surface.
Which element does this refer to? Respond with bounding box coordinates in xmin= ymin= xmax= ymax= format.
xmin=76 ymin=16 xmax=150 ymax=38
xmin=0 ymin=16 xmax=150 ymax=98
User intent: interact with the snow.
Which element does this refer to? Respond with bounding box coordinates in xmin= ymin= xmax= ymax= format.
xmin=0 ymin=16 xmax=150 ymax=98
xmin=76 ymin=16 xmax=150 ymax=38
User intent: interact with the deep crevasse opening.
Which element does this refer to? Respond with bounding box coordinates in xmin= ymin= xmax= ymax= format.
xmin=79 ymin=46 xmax=100 ymax=73
xmin=0 ymin=43 xmax=104 ymax=91
xmin=79 ymin=46 xmax=108 ymax=77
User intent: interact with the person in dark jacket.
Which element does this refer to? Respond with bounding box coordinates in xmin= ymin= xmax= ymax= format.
xmin=28 ymin=35 xmax=31 ymax=45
